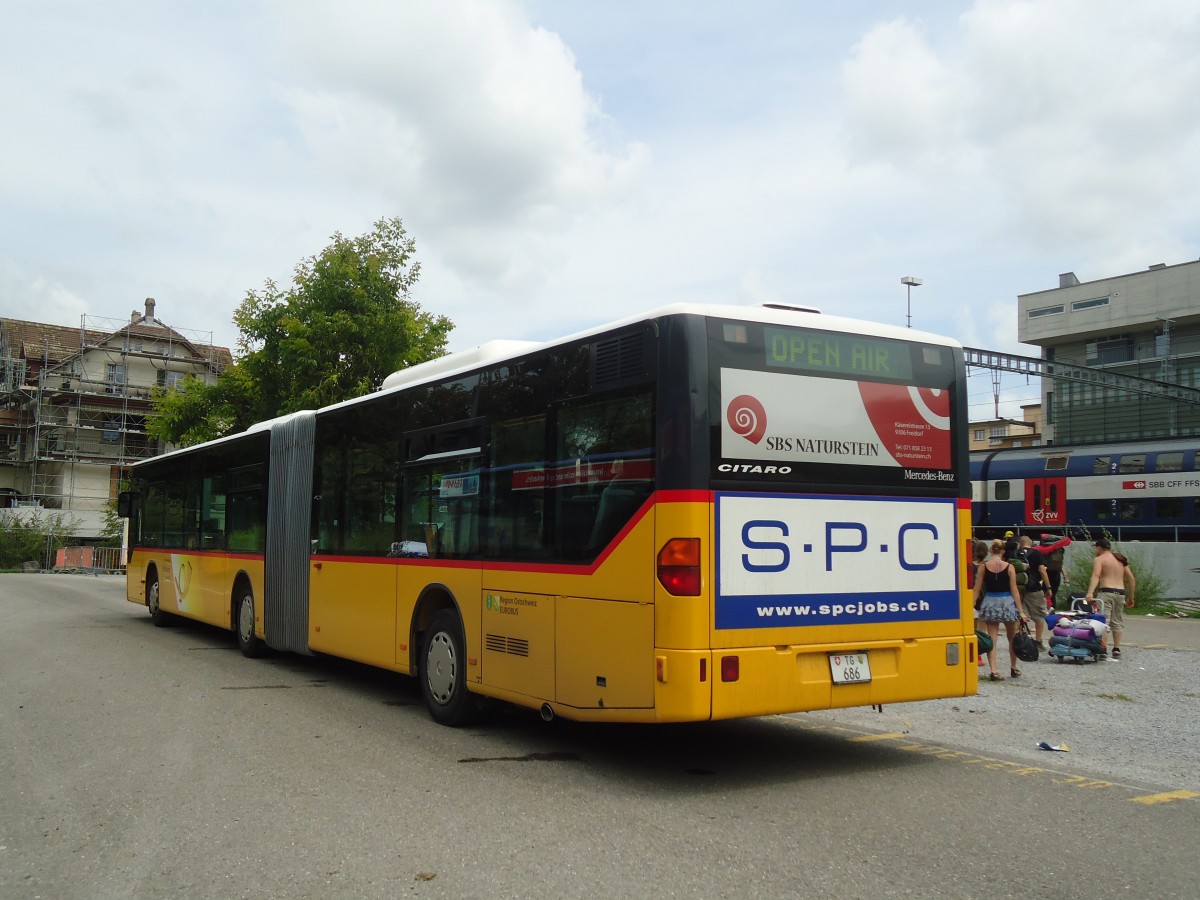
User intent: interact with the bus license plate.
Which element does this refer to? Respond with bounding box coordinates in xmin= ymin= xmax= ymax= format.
xmin=829 ymin=652 xmax=871 ymax=685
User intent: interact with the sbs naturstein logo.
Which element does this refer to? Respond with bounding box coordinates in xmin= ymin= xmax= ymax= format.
xmin=727 ymin=395 xmax=767 ymax=444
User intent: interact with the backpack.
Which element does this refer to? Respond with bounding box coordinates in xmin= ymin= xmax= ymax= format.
xmin=1044 ymin=547 xmax=1064 ymax=573
xmin=1010 ymin=554 xmax=1029 ymax=590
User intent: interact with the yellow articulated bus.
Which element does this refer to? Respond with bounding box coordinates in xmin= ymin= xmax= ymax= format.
xmin=120 ymin=302 xmax=978 ymax=726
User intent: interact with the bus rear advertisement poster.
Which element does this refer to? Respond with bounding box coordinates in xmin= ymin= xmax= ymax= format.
xmin=721 ymin=368 xmax=952 ymax=470
xmin=714 ymin=493 xmax=959 ymax=629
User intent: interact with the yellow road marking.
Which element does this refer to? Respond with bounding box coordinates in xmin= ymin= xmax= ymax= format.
xmin=1130 ymin=790 xmax=1200 ymax=805
xmin=800 ymin=720 xmax=1197 ymax=803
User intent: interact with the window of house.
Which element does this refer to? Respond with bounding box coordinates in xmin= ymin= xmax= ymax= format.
xmin=1028 ymin=305 xmax=1064 ymax=319
xmin=1071 ymin=296 xmax=1110 ymax=311
xmin=156 ymin=369 xmax=185 ymax=389
xmin=106 ymin=364 xmax=126 ymax=386
xmin=1086 ymin=337 xmax=1132 ymax=365
xmin=973 ymin=429 xmax=984 ymax=441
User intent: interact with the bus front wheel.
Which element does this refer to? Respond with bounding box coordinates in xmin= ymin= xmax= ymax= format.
xmin=147 ymin=573 xmax=173 ymax=627
xmin=420 ymin=609 xmax=476 ymax=727
xmin=235 ymin=586 xmax=264 ymax=658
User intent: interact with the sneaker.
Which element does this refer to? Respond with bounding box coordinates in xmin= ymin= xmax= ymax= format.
xmin=1036 ymin=641 xmax=1047 ymax=653
xmin=1112 ymin=647 xmax=1121 ymax=659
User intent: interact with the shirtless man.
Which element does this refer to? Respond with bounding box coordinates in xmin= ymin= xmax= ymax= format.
xmin=1084 ymin=537 xmax=1134 ymax=658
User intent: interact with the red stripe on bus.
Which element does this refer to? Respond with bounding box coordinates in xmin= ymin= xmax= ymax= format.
xmin=128 ymin=489 xmax=715 ymax=576
xmin=127 ymin=548 xmax=264 ymax=562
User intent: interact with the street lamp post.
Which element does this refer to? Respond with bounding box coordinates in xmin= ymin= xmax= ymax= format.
xmin=901 ymin=276 xmax=923 ymax=328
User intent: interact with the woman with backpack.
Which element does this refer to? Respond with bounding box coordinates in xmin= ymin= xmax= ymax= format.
xmin=973 ymin=539 xmax=1029 ymax=681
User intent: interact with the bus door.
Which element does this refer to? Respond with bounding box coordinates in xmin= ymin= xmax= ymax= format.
xmin=399 ymin=420 xmax=487 ymax=674
xmin=1025 ymin=477 xmax=1066 ymax=527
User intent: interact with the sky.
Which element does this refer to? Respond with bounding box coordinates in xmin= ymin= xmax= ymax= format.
xmin=3 ymin=0 xmax=1199 ymax=423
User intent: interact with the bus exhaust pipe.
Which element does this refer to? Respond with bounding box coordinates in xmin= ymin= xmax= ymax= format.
xmin=540 ymin=703 xmax=555 ymax=722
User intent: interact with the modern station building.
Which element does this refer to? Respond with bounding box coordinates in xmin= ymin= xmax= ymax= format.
xmin=1017 ymin=259 xmax=1200 ymax=444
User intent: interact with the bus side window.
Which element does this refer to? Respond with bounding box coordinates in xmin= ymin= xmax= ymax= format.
xmin=486 ymin=415 xmax=548 ymax=559
xmin=143 ymin=482 xmax=167 ymax=547
xmin=554 ymin=391 xmax=654 ymax=559
xmin=227 ymin=490 xmax=264 ymax=553
xmin=200 ymin=473 xmax=226 ymax=550
xmin=344 ymin=442 xmax=396 ymax=555
xmin=400 ymin=461 xmax=480 ymax=559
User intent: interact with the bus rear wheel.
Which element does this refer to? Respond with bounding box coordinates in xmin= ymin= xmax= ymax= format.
xmin=235 ymin=586 xmax=264 ymax=658
xmin=420 ymin=609 xmax=477 ymax=727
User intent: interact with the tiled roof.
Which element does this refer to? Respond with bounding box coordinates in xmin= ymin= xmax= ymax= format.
xmin=1 ymin=316 xmax=232 ymax=370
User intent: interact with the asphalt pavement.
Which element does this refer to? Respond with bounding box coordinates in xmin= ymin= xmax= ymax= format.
xmin=1115 ymin=610 xmax=1200 ymax=650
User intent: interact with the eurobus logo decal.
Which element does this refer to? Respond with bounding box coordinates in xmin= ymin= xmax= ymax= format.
xmin=727 ymin=395 xmax=767 ymax=444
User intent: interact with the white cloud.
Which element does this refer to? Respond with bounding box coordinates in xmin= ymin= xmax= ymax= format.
xmin=0 ymin=261 xmax=90 ymax=327
xmin=841 ymin=0 xmax=1200 ymax=258
xmin=269 ymin=0 xmax=649 ymax=288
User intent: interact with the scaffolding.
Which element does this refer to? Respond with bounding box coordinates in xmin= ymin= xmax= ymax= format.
xmin=0 ymin=301 xmax=229 ymax=538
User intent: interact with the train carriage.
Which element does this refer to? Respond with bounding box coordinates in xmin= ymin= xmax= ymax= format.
xmin=972 ymin=439 xmax=1200 ymax=541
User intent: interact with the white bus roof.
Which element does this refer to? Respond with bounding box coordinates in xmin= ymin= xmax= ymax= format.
xmin=136 ymin=302 xmax=962 ymax=464
xmin=325 ymin=301 xmax=961 ymax=415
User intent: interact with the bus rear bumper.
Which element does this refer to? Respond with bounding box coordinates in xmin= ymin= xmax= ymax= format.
xmin=710 ymin=637 xmax=977 ymax=720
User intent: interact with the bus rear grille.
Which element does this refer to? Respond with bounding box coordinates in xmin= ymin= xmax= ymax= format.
xmin=485 ymin=634 xmax=530 ymax=657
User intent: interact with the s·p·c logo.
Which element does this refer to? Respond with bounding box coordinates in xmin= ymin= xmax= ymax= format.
xmin=727 ymin=395 xmax=767 ymax=444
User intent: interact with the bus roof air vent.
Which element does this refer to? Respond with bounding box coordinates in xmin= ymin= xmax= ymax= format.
xmin=591 ymin=330 xmax=649 ymax=389
xmin=761 ymin=303 xmax=821 ymax=315
xmin=381 ymin=340 xmax=539 ymax=391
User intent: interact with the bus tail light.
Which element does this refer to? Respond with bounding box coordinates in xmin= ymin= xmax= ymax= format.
xmin=657 ymin=538 xmax=701 ymax=595
xmin=720 ymin=655 xmax=739 ymax=682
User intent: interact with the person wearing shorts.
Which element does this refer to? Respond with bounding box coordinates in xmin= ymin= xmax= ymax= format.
xmin=1084 ymin=538 xmax=1136 ymax=659
xmin=1017 ymin=535 xmax=1050 ymax=651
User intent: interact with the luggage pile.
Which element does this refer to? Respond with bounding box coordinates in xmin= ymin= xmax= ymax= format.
xmin=1046 ymin=610 xmax=1108 ymax=663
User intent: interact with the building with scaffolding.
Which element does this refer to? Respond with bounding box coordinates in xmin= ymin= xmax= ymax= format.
xmin=0 ymin=298 xmax=232 ymax=539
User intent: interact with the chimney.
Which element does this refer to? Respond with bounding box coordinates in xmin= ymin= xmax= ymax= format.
xmin=131 ymin=311 xmax=142 ymax=324
xmin=144 ymin=297 xmax=157 ymax=322
xmin=1058 ymin=272 xmax=1080 ymax=288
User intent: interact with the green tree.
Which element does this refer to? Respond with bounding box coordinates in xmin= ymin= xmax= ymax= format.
xmin=152 ymin=217 xmax=452 ymax=445
xmin=146 ymin=376 xmax=240 ymax=447
xmin=233 ymin=216 xmax=450 ymax=426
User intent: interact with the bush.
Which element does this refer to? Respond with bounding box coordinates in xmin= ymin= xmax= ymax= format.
xmin=0 ymin=510 xmax=76 ymax=570
xmin=1063 ymin=533 xmax=1173 ymax=614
